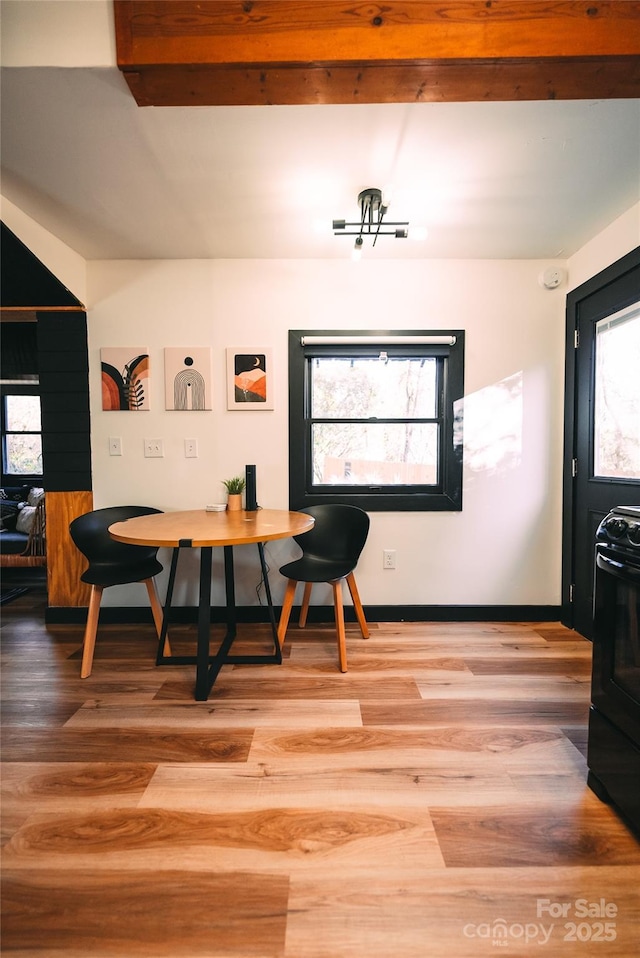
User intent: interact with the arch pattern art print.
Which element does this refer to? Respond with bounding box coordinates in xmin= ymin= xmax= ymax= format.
xmin=164 ymin=347 xmax=213 ymax=410
xmin=226 ymin=348 xmax=274 ymax=409
xmin=101 ymin=348 xmax=150 ymax=411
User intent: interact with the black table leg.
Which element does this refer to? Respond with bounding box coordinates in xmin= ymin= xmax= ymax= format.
xmin=155 ymin=541 xmax=282 ymax=699
xmin=195 ymin=546 xmax=214 ymax=700
xmin=224 ymin=544 xmax=236 ymax=634
xmin=194 ymin=545 xmax=243 ymax=699
xmin=156 ymin=546 xmax=179 ymax=665
xmin=224 ymin=541 xmax=282 ymax=669
xmin=257 ymin=541 xmax=282 ymax=662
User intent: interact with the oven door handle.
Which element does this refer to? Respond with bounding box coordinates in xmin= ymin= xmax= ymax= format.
xmin=597 ymin=552 xmax=640 ymax=583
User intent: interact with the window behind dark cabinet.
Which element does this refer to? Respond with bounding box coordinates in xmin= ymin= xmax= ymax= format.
xmin=2 ymin=388 xmax=43 ymax=480
xmin=1 ymin=322 xmax=43 ymax=484
xmin=288 ymin=330 xmax=465 ymax=512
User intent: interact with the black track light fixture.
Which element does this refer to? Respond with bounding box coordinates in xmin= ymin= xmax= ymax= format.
xmin=333 ymin=187 xmax=409 ymax=250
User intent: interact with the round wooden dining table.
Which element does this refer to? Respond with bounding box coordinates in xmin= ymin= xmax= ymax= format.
xmin=109 ymin=508 xmax=314 ymax=700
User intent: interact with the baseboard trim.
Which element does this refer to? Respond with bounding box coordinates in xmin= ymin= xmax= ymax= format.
xmin=45 ymin=604 xmax=562 ymax=625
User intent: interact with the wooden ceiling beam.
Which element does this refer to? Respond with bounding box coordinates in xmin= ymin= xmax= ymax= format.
xmin=114 ymin=0 xmax=640 ymax=105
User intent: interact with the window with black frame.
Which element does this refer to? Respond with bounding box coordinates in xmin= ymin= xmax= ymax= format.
xmin=1 ymin=385 xmax=43 ymax=483
xmin=288 ymin=329 xmax=465 ymax=512
xmin=1 ymin=322 xmax=43 ymax=484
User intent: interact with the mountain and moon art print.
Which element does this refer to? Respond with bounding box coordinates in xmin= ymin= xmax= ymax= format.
xmin=227 ymin=348 xmax=274 ymax=409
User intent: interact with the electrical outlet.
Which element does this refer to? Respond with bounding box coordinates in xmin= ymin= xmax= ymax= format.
xmin=144 ymin=438 xmax=164 ymax=458
xmin=108 ymin=436 xmax=122 ymax=456
xmin=185 ymin=438 xmax=198 ymax=458
xmin=383 ymin=549 xmax=396 ymax=570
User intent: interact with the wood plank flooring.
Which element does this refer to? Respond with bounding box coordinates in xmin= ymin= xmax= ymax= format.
xmin=2 ymin=589 xmax=639 ymax=957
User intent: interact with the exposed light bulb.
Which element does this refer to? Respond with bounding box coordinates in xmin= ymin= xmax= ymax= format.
xmin=410 ymin=226 xmax=428 ymax=241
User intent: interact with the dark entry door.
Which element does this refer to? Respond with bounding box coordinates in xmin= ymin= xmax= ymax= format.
xmin=562 ymin=247 xmax=640 ymax=639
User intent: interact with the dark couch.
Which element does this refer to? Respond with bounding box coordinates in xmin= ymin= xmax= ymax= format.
xmin=0 ymin=485 xmax=46 ymax=567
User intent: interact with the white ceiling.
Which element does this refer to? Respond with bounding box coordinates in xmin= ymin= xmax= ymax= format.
xmin=1 ymin=65 xmax=639 ymax=261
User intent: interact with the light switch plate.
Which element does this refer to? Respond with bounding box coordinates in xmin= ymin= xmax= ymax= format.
xmin=144 ymin=438 xmax=164 ymax=458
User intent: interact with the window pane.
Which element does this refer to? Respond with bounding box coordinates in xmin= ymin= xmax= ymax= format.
xmin=290 ymin=328 xmax=464 ymax=511
xmin=594 ymin=305 xmax=640 ymax=480
xmin=5 ymin=434 xmax=43 ymax=475
xmin=312 ymin=422 xmax=438 ymax=485
xmin=6 ymin=394 xmax=41 ymax=431
xmin=312 ymin=357 xmax=437 ymax=419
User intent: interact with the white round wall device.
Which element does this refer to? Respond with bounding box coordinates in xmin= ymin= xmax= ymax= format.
xmin=539 ymin=267 xmax=566 ymax=289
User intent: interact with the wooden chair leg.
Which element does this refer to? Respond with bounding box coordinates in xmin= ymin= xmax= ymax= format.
xmin=277 ymin=578 xmax=297 ymax=650
xmin=346 ymin=571 xmax=369 ymax=639
xmin=144 ymin=577 xmax=171 ymax=657
xmin=332 ymin=581 xmax=348 ymax=672
xmin=80 ymin=584 xmax=103 ymax=678
xmin=299 ymin=582 xmax=313 ymax=628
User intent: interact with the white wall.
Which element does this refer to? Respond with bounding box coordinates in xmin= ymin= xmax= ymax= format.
xmin=87 ymin=256 xmax=568 ymax=609
xmin=567 ymin=202 xmax=640 ymax=291
xmin=0 ymin=0 xmax=115 ymax=67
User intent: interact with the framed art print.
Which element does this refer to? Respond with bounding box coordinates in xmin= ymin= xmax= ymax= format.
xmin=226 ymin=348 xmax=274 ymax=409
xmin=164 ymin=347 xmax=213 ymax=410
xmin=101 ymin=347 xmax=150 ymax=411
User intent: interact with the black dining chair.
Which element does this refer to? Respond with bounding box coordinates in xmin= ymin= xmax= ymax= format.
xmin=277 ymin=504 xmax=370 ymax=672
xmin=69 ymin=505 xmax=171 ymax=678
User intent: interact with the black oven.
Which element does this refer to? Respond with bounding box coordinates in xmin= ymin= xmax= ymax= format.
xmin=587 ymin=505 xmax=640 ymax=835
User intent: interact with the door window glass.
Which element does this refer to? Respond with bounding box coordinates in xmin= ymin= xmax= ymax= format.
xmin=594 ymin=303 xmax=640 ymax=480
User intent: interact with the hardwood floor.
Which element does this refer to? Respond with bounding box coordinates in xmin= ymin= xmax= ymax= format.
xmin=2 ymin=588 xmax=639 ymax=956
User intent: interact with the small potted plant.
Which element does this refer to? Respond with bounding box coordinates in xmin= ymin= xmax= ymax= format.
xmin=222 ymin=475 xmax=246 ymax=511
